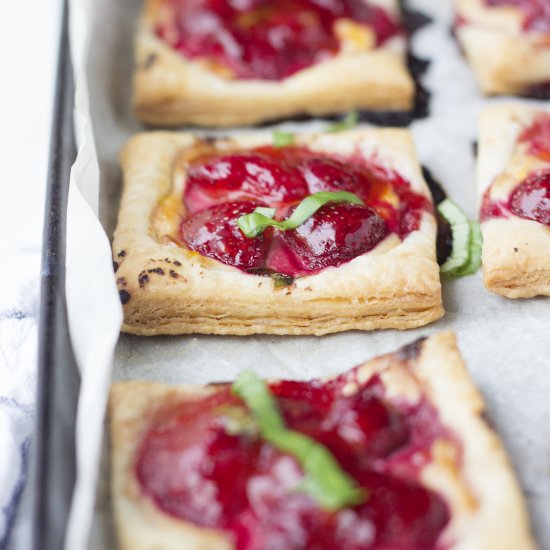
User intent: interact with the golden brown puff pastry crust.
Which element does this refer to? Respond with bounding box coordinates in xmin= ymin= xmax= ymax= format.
xmin=112 ymin=129 xmax=443 ymax=336
xmin=477 ymin=104 xmax=550 ymax=298
xmin=455 ymin=0 xmax=550 ymax=95
xmin=133 ymin=0 xmax=414 ymax=127
xmin=109 ymin=332 xmax=536 ymax=550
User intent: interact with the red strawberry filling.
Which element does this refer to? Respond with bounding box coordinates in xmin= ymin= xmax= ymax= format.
xmin=519 ymin=113 xmax=550 ymax=161
xmin=481 ymin=170 xmax=550 ymax=225
xmin=281 ymin=202 xmax=389 ymax=271
xmin=509 ymin=170 xmax=550 ymax=225
xmin=185 ymin=152 xmax=309 ymax=211
xmin=155 ymin=0 xmax=402 ymax=81
xmin=485 ymin=0 xmax=550 ymax=33
xmin=181 ymin=201 xmax=269 ymax=269
xmin=180 ymin=145 xmax=431 ymax=277
xmin=298 ymin=157 xmax=369 ymax=196
xmin=136 ymin=373 xmax=452 ymax=549
xmin=480 ymin=115 xmax=550 ymax=225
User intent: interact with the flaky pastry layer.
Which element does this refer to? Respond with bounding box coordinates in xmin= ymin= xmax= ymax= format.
xmin=133 ymin=0 xmax=414 ymax=126
xmin=477 ymin=104 xmax=550 ymax=298
xmin=456 ymin=0 xmax=550 ymax=95
xmin=112 ymin=129 xmax=443 ymax=335
xmin=109 ymin=332 xmax=536 ymax=550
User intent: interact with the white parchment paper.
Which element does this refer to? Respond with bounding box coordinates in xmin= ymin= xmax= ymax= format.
xmin=64 ymin=0 xmax=550 ymax=548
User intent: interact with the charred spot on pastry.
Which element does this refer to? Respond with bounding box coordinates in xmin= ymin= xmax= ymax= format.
xmin=119 ymin=290 xmax=131 ymax=305
xmin=116 ymin=277 xmax=127 ymax=286
xmin=397 ymin=337 xmax=427 ymax=361
xmin=514 ymin=247 xmax=519 ymax=253
xmin=173 ymin=260 xmax=182 ymax=266
xmin=113 ymin=261 xmax=119 ymax=273
xmin=148 ymin=267 xmax=166 ymax=275
xmin=143 ymin=53 xmax=157 ymax=70
xmin=138 ymin=272 xmax=150 ymax=288
xmin=118 ymin=250 xmax=127 ymax=258
xmin=169 ymin=270 xmax=180 ymax=279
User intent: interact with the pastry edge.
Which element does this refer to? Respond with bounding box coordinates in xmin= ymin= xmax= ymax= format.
xmin=456 ymin=0 xmax=550 ymax=95
xmin=109 ymin=332 xmax=536 ymax=550
xmin=477 ymin=105 xmax=550 ymax=299
xmin=113 ymin=130 xmax=443 ymax=336
xmin=132 ymin=10 xmax=414 ymax=127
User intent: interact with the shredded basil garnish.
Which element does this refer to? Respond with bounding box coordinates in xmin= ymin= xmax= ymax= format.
xmin=232 ymin=371 xmax=366 ymax=511
xmin=328 ymin=110 xmax=359 ymax=132
xmin=437 ymin=199 xmax=482 ymax=277
xmin=273 ymin=130 xmax=295 ymax=147
xmin=458 ymin=221 xmax=482 ymax=276
xmin=237 ymin=191 xmax=364 ymax=238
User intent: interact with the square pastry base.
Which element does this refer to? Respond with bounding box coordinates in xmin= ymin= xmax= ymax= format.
xmin=133 ymin=0 xmax=414 ymax=126
xmin=456 ymin=0 xmax=550 ymax=95
xmin=108 ymin=333 xmax=536 ymax=550
xmin=113 ymin=129 xmax=443 ymax=335
xmin=477 ymin=104 xmax=550 ymax=298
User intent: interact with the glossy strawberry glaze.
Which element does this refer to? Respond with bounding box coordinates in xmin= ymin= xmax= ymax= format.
xmin=485 ymin=0 xmax=550 ymax=33
xmin=480 ymin=115 xmax=550 ymax=225
xmin=155 ymin=0 xmax=402 ymax=80
xmin=136 ymin=372 xmax=452 ymax=550
xmin=180 ymin=146 xmax=432 ymax=277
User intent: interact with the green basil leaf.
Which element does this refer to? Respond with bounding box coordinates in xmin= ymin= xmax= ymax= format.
xmin=232 ymin=371 xmax=286 ymax=434
xmin=328 ymin=110 xmax=359 ymax=132
xmin=232 ymin=371 xmax=366 ymax=511
xmin=236 ymin=211 xmax=286 ymax=238
xmin=273 ymin=130 xmax=295 ymax=147
xmin=255 ymin=207 xmax=277 ymax=217
xmin=454 ymin=221 xmax=482 ymax=276
xmin=237 ymin=191 xmax=364 ymax=238
xmin=271 ymin=272 xmax=295 ymax=289
xmin=437 ymin=199 xmax=482 ymax=277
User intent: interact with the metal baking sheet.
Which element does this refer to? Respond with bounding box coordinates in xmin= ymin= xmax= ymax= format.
xmin=50 ymin=0 xmax=550 ymax=548
xmin=33 ymin=1 xmax=80 ymax=549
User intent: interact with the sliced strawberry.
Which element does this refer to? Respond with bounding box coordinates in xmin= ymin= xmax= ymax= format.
xmin=508 ymin=171 xmax=550 ymax=226
xmin=185 ymin=153 xmax=308 ymax=210
xmin=282 ymin=202 xmax=388 ymax=270
xmin=136 ymin=392 xmax=260 ymax=528
xmin=298 ymin=157 xmax=370 ymax=197
xmin=181 ymin=201 xmax=269 ymax=269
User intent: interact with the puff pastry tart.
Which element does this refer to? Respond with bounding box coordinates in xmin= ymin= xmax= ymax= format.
xmin=133 ymin=0 xmax=414 ymax=126
xmin=478 ymin=104 xmax=550 ymax=298
xmin=109 ymin=332 xmax=536 ymax=550
xmin=455 ymin=0 xmax=550 ymax=96
xmin=112 ymin=129 xmax=443 ymax=336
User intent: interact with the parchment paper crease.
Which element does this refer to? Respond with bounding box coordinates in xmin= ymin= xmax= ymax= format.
xmin=63 ymin=1 xmax=550 ymax=548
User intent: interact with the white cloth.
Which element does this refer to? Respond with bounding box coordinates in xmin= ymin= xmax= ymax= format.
xmin=0 ymin=0 xmax=62 ymax=547
xmin=0 ymin=252 xmax=40 ymax=550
